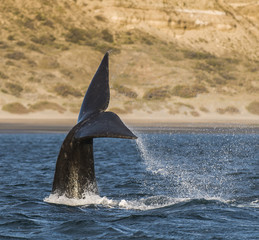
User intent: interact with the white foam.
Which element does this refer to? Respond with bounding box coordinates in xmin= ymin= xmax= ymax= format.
xmin=250 ymin=199 xmax=259 ymax=208
xmin=117 ymin=197 xmax=180 ymax=211
xmin=234 ymin=199 xmax=259 ymax=209
xmin=44 ymin=192 xmax=191 ymax=210
xmin=44 ymin=193 xmax=232 ymax=211
xmin=44 ymin=193 xmax=117 ymax=207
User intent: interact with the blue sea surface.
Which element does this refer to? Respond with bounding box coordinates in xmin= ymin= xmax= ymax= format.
xmin=0 ymin=129 xmax=258 ymax=239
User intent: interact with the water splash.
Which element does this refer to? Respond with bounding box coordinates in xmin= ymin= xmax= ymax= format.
xmin=136 ymin=135 xmax=171 ymax=176
xmin=44 ymin=188 xmax=192 ymax=210
xmin=44 ymin=193 xmax=116 ymax=207
xmin=136 ymin=133 xmax=237 ymax=200
xmin=44 ymin=192 xmax=250 ymax=211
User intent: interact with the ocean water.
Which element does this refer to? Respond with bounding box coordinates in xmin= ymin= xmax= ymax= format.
xmin=0 ymin=128 xmax=258 ymax=239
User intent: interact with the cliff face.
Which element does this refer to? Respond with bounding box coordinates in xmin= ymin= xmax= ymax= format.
xmin=0 ymin=0 xmax=258 ymax=120
xmin=2 ymin=0 xmax=258 ymax=58
xmin=78 ymin=0 xmax=259 ymax=59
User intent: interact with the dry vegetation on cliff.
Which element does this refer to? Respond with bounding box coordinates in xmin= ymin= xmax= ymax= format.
xmin=0 ymin=0 xmax=258 ymax=122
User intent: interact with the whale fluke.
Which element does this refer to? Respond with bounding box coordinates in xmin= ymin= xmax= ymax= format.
xmin=51 ymin=52 xmax=137 ymax=199
xmin=78 ymin=52 xmax=109 ymax=123
xmin=75 ymin=111 xmax=137 ymax=140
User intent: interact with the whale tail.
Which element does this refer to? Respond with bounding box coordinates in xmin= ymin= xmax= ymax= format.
xmin=52 ymin=52 xmax=137 ymax=198
xmin=76 ymin=52 xmax=137 ymax=140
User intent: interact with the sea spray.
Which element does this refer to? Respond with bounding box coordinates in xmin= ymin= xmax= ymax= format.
xmin=136 ymin=133 xmax=237 ymax=200
xmin=136 ymin=134 xmax=172 ymax=176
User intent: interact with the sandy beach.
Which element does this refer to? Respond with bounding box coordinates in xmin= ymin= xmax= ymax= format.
xmin=0 ymin=109 xmax=258 ymax=133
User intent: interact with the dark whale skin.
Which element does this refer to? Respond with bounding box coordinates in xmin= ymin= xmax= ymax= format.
xmin=51 ymin=52 xmax=137 ymax=199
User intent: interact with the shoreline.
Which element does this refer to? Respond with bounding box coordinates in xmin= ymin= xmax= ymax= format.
xmin=0 ymin=118 xmax=258 ymax=134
